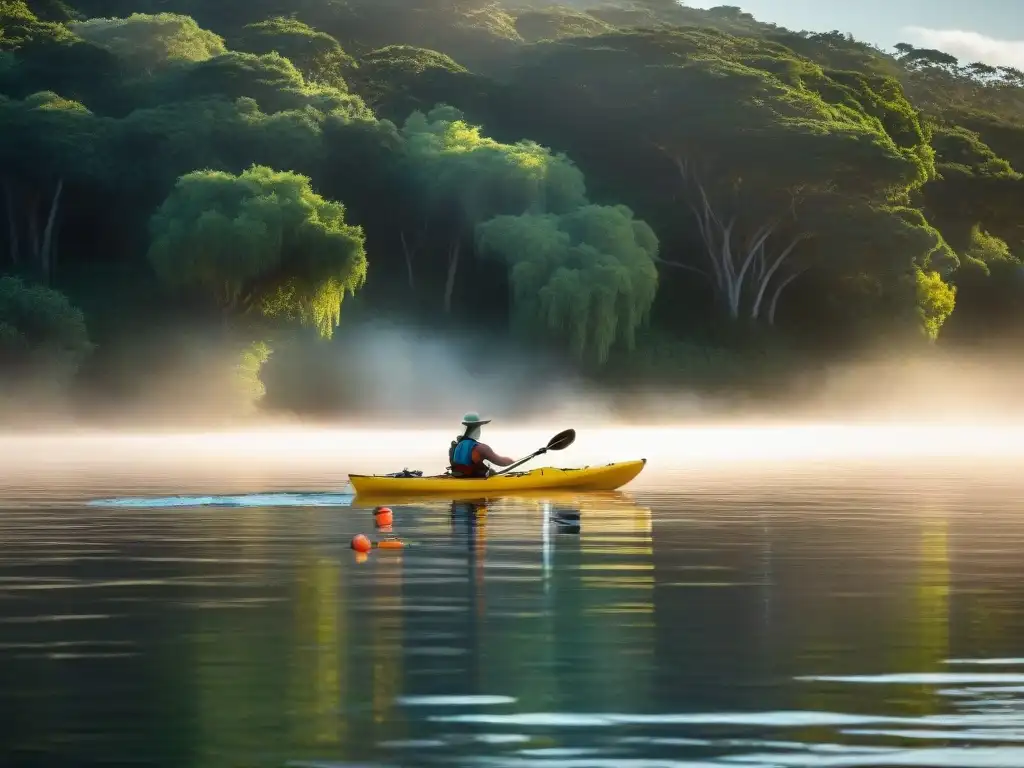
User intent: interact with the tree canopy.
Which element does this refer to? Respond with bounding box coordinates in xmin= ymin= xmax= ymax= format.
xmin=3 ymin=0 xmax=1024 ymax=414
xmin=476 ymin=203 xmax=659 ymax=362
xmin=146 ymin=164 xmax=367 ymax=338
xmin=232 ymin=16 xmax=353 ymax=87
xmin=0 ymin=274 xmax=92 ymax=386
xmin=67 ymin=12 xmax=227 ymax=73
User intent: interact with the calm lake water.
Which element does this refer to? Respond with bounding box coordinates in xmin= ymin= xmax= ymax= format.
xmin=3 ymin=426 xmax=1024 ymax=767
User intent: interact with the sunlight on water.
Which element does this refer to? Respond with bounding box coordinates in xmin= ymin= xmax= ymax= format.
xmin=88 ymin=492 xmax=356 ymax=508
xmin=4 ymin=423 xmax=1024 ymax=766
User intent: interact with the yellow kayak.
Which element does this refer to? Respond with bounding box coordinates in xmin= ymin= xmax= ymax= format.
xmin=348 ymin=459 xmax=646 ymax=497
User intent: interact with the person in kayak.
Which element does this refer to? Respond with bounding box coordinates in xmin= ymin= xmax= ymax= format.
xmin=448 ymin=412 xmax=515 ymax=478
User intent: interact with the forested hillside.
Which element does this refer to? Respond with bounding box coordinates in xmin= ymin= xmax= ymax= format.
xmin=2 ymin=0 xmax=1022 ymax=418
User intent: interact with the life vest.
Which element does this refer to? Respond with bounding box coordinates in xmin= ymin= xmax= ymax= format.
xmin=449 ymin=437 xmax=488 ymax=477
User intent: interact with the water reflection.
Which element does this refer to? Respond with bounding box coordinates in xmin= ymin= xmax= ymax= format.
xmin=5 ymin=462 xmax=1024 ymax=767
xmin=352 ymin=491 xmax=657 ymax=758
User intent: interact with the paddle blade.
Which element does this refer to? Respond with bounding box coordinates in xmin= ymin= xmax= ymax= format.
xmin=547 ymin=429 xmax=576 ymax=451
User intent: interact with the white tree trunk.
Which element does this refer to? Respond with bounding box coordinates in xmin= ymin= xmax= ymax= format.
xmin=39 ymin=178 xmax=64 ymax=283
xmin=443 ymin=238 xmax=461 ymax=313
xmin=399 ymin=231 xmax=416 ymax=290
xmin=751 ymin=234 xmax=810 ymax=320
xmin=660 ymin=149 xmax=813 ymax=324
xmin=729 ymin=222 xmax=776 ymax=317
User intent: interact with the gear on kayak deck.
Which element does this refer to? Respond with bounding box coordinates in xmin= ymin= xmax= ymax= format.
xmin=349 ymin=459 xmax=646 ymax=497
xmin=384 ymin=469 xmax=423 ymax=478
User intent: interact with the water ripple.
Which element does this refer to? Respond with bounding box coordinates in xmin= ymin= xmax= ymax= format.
xmin=5 ymin=452 xmax=1024 ymax=767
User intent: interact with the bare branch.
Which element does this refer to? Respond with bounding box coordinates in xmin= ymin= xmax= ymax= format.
xmin=731 ymin=221 xmax=777 ymax=314
xmin=768 ymin=268 xmax=808 ymax=325
xmin=696 ymin=175 xmax=725 ymax=230
xmin=689 ymin=194 xmax=724 ymax=291
xmin=754 ymin=241 xmax=766 ymax=282
xmin=653 ymin=256 xmax=712 ymax=281
xmin=751 ymin=233 xmax=812 ymax=319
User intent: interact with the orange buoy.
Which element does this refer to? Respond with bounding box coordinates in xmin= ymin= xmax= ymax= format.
xmin=376 ymin=539 xmax=405 ymax=549
xmin=351 ymin=534 xmax=372 ymax=553
xmin=374 ymin=507 xmax=394 ymax=527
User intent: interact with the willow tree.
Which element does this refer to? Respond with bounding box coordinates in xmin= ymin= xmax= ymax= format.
xmin=476 ymin=204 xmax=659 ymax=362
xmin=148 ymin=164 xmax=367 ymax=337
xmin=68 ymin=12 xmax=227 ymax=74
xmin=401 ymin=105 xmax=587 ymax=311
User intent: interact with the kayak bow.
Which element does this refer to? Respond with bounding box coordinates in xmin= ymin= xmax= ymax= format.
xmin=348 ymin=459 xmax=646 ymax=497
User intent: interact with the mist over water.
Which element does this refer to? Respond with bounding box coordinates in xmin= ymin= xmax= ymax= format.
xmin=4 ymin=420 xmax=1024 ymax=767
xmin=9 ymin=316 xmax=1024 ymax=429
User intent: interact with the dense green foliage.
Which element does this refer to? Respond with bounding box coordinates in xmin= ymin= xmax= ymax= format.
xmin=231 ymin=16 xmax=353 ymax=87
xmin=0 ymin=274 xmax=92 ymax=387
xmin=477 ymin=203 xmax=658 ymax=363
xmin=67 ymin=12 xmax=227 ymax=73
xmin=1 ymin=0 xmax=1023 ymax=415
xmin=147 ymin=164 xmax=367 ymax=337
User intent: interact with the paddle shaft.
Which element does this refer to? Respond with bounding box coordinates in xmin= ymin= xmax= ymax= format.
xmin=491 ymin=449 xmax=545 ymax=476
xmin=490 ymin=429 xmax=576 ymax=477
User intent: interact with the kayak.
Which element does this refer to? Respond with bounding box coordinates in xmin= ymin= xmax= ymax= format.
xmin=348 ymin=459 xmax=646 ymax=497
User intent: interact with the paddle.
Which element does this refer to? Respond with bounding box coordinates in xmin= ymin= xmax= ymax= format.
xmin=491 ymin=429 xmax=576 ymax=477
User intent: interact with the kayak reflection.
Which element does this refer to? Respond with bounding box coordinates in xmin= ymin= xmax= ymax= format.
xmin=448 ymin=497 xmax=580 ymax=540
xmin=435 ymin=492 xmax=653 ymax=578
xmin=437 ymin=492 xmax=656 ymax=712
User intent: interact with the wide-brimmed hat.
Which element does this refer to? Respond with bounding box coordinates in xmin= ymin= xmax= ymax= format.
xmin=461 ymin=412 xmax=491 ymax=427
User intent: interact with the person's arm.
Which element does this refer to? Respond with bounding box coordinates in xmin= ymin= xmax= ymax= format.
xmin=476 ymin=443 xmax=515 ymax=466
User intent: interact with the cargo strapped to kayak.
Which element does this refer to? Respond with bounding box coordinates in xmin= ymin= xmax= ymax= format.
xmin=384 ymin=468 xmax=424 ymax=478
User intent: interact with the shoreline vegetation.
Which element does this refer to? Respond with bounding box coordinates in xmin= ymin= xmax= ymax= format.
xmin=2 ymin=0 xmax=1023 ymax=424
